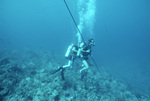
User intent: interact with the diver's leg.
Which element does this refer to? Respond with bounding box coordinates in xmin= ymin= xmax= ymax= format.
xmin=50 ymin=67 xmax=63 ymax=74
xmin=79 ymin=60 xmax=89 ymax=73
xmin=62 ymin=60 xmax=73 ymax=68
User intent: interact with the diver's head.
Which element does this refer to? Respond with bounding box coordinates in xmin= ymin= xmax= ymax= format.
xmin=88 ymin=38 xmax=95 ymax=46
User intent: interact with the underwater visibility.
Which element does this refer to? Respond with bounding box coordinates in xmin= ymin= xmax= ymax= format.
xmin=0 ymin=0 xmax=150 ymax=100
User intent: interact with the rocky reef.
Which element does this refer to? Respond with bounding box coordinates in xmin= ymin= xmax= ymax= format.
xmin=0 ymin=49 xmax=149 ymax=101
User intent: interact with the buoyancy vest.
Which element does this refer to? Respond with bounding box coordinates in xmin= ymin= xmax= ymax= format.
xmin=81 ymin=44 xmax=91 ymax=56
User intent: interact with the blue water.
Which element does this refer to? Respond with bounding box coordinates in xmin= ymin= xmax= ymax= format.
xmin=0 ymin=0 xmax=150 ymax=96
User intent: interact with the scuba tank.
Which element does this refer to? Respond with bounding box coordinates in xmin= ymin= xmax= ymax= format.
xmin=65 ymin=44 xmax=74 ymax=57
xmin=77 ymin=42 xmax=85 ymax=56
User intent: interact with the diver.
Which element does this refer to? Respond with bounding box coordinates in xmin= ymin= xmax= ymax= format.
xmin=50 ymin=43 xmax=78 ymax=80
xmin=77 ymin=38 xmax=95 ymax=73
xmin=60 ymin=43 xmax=79 ymax=69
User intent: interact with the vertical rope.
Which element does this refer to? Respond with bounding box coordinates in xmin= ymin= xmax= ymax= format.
xmin=64 ymin=0 xmax=85 ymax=42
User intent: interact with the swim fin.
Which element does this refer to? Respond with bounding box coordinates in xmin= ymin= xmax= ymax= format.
xmin=81 ymin=70 xmax=88 ymax=80
xmin=61 ymin=68 xmax=65 ymax=80
xmin=50 ymin=67 xmax=63 ymax=74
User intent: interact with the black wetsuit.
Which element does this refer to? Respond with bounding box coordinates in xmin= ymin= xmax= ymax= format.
xmin=80 ymin=44 xmax=91 ymax=60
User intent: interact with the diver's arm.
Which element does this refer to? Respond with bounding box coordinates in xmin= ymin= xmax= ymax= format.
xmin=81 ymin=49 xmax=90 ymax=53
xmin=72 ymin=47 xmax=78 ymax=52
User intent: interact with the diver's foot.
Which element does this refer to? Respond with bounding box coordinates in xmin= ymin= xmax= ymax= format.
xmin=58 ymin=66 xmax=63 ymax=69
xmin=79 ymin=70 xmax=82 ymax=73
xmin=80 ymin=70 xmax=88 ymax=80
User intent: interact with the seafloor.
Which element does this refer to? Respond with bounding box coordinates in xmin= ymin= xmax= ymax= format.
xmin=0 ymin=49 xmax=149 ymax=101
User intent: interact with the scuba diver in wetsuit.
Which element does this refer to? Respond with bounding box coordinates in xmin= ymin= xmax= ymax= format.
xmin=51 ymin=43 xmax=78 ymax=80
xmin=77 ymin=38 xmax=95 ymax=73
xmin=62 ymin=44 xmax=78 ymax=69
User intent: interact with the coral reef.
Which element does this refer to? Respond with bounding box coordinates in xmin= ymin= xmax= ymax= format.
xmin=0 ymin=49 xmax=149 ymax=101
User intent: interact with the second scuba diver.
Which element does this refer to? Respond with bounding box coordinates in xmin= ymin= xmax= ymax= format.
xmin=77 ymin=38 xmax=95 ymax=73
